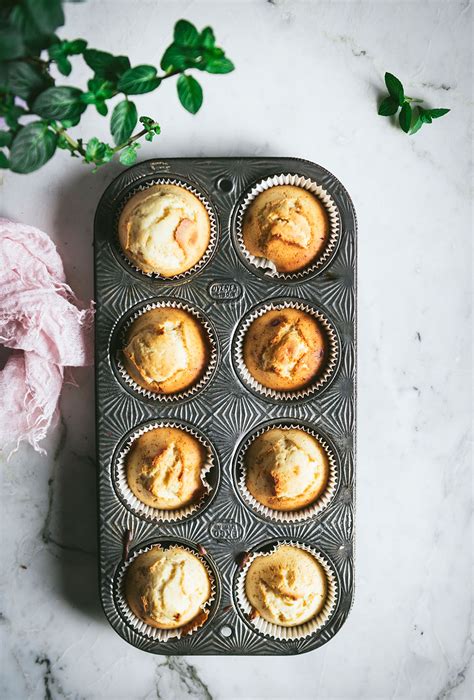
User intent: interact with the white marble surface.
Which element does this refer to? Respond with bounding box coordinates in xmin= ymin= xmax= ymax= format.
xmin=0 ymin=1 xmax=472 ymax=698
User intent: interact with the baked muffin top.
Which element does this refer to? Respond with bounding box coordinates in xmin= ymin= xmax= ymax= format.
xmin=126 ymin=426 xmax=207 ymax=510
xmin=122 ymin=307 xmax=209 ymax=395
xmin=125 ymin=545 xmax=211 ymax=630
xmin=242 ymin=185 xmax=328 ymax=274
xmin=245 ymin=545 xmax=326 ymax=627
xmin=245 ymin=428 xmax=329 ymax=511
xmin=118 ymin=184 xmax=211 ymax=277
xmin=242 ymin=307 xmax=326 ymax=391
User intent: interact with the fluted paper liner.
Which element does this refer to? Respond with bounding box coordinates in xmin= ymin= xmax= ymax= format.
xmin=233 ymin=299 xmax=338 ymax=401
xmin=115 ymin=421 xmax=215 ymax=522
xmin=115 ymin=177 xmax=218 ymax=281
xmin=116 ymin=299 xmax=218 ymax=402
xmin=235 ymin=173 xmax=340 ymax=279
xmin=236 ymin=423 xmax=338 ymax=523
xmin=235 ymin=541 xmax=337 ymax=641
xmin=115 ymin=542 xmax=216 ymax=642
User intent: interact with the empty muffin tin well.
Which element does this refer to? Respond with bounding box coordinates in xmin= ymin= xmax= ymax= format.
xmin=95 ymin=157 xmax=356 ymax=656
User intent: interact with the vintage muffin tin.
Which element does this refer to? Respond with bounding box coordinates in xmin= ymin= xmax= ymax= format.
xmin=94 ymin=157 xmax=356 ymax=655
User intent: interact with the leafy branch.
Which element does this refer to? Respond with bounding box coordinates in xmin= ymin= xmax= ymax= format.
xmin=0 ymin=1 xmax=234 ymax=173
xmin=378 ymin=72 xmax=449 ymax=135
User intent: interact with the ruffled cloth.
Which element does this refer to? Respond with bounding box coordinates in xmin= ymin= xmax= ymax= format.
xmin=0 ymin=219 xmax=94 ymax=455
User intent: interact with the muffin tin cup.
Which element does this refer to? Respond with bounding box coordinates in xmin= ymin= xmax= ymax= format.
xmin=235 ymin=422 xmax=338 ymax=524
xmin=115 ymin=542 xmax=217 ymax=642
xmin=233 ymin=299 xmax=339 ymax=402
xmin=114 ymin=420 xmax=216 ymax=523
xmin=114 ymin=177 xmax=218 ymax=282
xmin=235 ymin=541 xmax=338 ymax=641
xmin=235 ymin=173 xmax=340 ymax=280
xmin=115 ymin=298 xmax=218 ymax=403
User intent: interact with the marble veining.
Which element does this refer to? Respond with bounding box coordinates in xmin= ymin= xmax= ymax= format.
xmin=0 ymin=0 xmax=472 ymax=698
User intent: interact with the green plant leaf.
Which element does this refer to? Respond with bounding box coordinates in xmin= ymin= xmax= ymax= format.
xmin=23 ymin=0 xmax=64 ymax=35
xmin=83 ymin=49 xmax=129 ymax=80
xmin=418 ymin=107 xmax=432 ymax=124
xmin=9 ymin=122 xmax=57 ymax=173
xmin=160 ymin=44 xmax=198 ymax=71
xmin=95 ymin=100 xmax=108 ymax=116
xmin=385 ymin=72 xmax=404 ymax=105
xmin=66 ymin=39 xmax=87 ymax=55
xmin=427 ymin=108 xmax=450 ymax=119
xmin=204 ymin=56 xmax=235 ymax=74
xmin=56 ymin=56 xmax=72 ymax=76
xmin=119 ymin=143 xmax=140 ymax=165
xmin=174 ymin=19 xmax=199 ymax=47
xmin=410 ymin=116 xmax=423 ymax=135
xmin=117 ymin=65 xmax=161 ymax=94
xmin=87 ymin=78 xmax=115 ymax=99
xmin=111 ymin=100 xmax=138 ymax=145
xmin=0 ymin=131 xmax=13 ymax=148
xmin=177 ymin=74 xmax=203 ymax=114
xmin=6 ymin=61 xmax=53 ymax=100
xmin=399 ymin=102 xmax=412 ymax=133
xmin=378 ymin=96 xmax=399 ymax=116
xmin=0 ymin=151 xmax=9 ymax=169
xmin=199 ymin=27 xmax=215 ymax=49
xmin=0 ymin=28 xmax=25 ymax=60
xmin=34 ymin=86 xmax=86 ymax=121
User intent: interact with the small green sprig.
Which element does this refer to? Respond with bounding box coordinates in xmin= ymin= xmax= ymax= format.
xmin=0 ymin=1 xmax=234 ymax=174
xmin=378 ymin=72 xmax=450 ymax=135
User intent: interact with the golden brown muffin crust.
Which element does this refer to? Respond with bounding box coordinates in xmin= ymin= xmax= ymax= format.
xmin=118 ymin=184 xmax=211 ymax=277
xmin=242 ymin=185 xmax=328 ymax=273
xmin=242 ymin=308 xmax=325 ymax=391
xmin=122 ymin=307 xmax=209 ymax=395
xmin=125 ymin=546 xmax=211 ymax=629
xmin=245 ymin=428 xmax=329 ymax=511
xmin=126 ymin=427 xmax=207 ymax=510
xmin=245 ymin=545 xmax=327 ymax=626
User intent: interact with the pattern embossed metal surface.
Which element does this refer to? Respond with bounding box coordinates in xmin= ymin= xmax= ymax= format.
xmin=94 ymin=157 xmax=356 ymax=655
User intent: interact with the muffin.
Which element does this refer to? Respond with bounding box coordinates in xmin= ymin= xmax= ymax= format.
xmin=242 ymin=307 xmax=326 ymax=391
xmin=126 ymin=427 xmax=207 ymax=510
xmin=245 ymin=545 xmax=327 ymax=626
xmin=118 ymin=184 xmax=211 ymax=276
xmin=244 ymin=428 xmax=329 ymax=511
xmin=122 ymin=307 xmax=209 ymax=394
xmin=125 ymin=545 xmax=211 ymax=630
xmin=242 ymin=185 xmax=328 ymax=273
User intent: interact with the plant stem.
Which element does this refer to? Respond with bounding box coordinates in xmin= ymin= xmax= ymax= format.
xmin=405 ymin=96 xmax=424 ymax=104
xmin=51 ymin=124 xmax=86 ymax=156
xmin=111 ymin=122 xmax=160 ymax=153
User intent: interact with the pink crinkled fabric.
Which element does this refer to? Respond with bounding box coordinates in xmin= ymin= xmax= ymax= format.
xmin=0 ymin=218 xmax=94 ymax=455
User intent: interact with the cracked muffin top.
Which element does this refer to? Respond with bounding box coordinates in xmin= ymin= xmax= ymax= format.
xmin=242 ymin=307 xmax=326 ymax=391
xmin=122 ymin=307 xmax=209 ymax=395
xmin=118 ymin=184 xmax=211 ymax=277
xmin=242 ymin=185 xmax=328 ymax=274
xmin=126 ymin=426 xmax=207 ymax=510
xmin=244 ymin=545 xmax=327 ymax=627
xmin=125 ymin=545 xmax=211 ymax=630
xmin=244 ymin=428 xmax=329 ymax=511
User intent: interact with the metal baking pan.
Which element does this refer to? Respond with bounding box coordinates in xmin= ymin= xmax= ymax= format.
xmin=94 ymin=157 xmax=356 ymax=655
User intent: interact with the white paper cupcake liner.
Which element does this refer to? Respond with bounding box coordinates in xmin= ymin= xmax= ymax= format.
xmin=115 ymin=542 xmax=217 ymax=642
xmin=114 ymin=177 xmax=218 ymax=281
xmin=116 ymin=299 xmax=218 ymax=402
xmin=235 ymin=173 xmax=340 ymax=280
xmin=233 ymin=299 xmax=339 ymax=401
xmin=236 ymin=423 xmax=338 ymax=523
xmin=235 ymin=541 xmax=338 ymax=641
xmin=114 ymin=421 xmax=215 ymax=522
